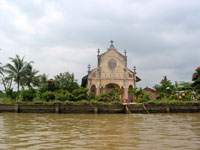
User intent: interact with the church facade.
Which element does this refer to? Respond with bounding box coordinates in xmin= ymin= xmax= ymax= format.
xmin=81 ymin=41 xmax=141 ymax=102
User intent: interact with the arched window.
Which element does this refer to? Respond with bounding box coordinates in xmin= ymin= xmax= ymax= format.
xmin=90 ymin=85 xmax=96 ymax=95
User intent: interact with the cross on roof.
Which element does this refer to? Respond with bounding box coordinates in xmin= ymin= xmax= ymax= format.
xmin=133 ymin=66 xmax=136 ymax=74
xmin=110 ymin=40 xmax=114 ymax=45
xmin=88 ymin=64 xmax=91 ymax=71
xmin=124 ymin=50 xmax=127 ymax=56
xmin=97 ymin=48 xmax=100 ymax=55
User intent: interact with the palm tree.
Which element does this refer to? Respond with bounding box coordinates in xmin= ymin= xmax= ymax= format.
xmin=4 ymin=55 xmax=31 ymax=92
xmin=21 ymin=64 xmax=40 ymax=88
xmin=0 ymin=63 xmax=3 ymax=75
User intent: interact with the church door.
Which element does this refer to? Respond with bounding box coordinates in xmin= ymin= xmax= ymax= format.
xmin=128 ymin=85 xmax=133 ymax=102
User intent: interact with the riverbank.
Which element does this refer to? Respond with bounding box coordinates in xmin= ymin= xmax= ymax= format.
xmin=0 ymin=103 xmax=200 ymax=114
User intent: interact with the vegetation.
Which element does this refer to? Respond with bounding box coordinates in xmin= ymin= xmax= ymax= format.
xmin=20 ymin=88 xmax=36 ymax=101
xmin=192 ymin=67 xmax=200 ymax=94
xmin=0 ymin=54 xmax=199 ymax=105
xmin=54 ymin=72 xmax=79 ymax=92
xmin=154 ymin=76 xmax=174 ymax=94
xmin=4 ymin=55 xmax=33 ymax=92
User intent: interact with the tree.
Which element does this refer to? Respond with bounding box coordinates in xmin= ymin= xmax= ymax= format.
xmin=153 ymin=76 xmax=174 ymax=94
xmin=178 ymin=81 xmax=192 ymax=91
xmin=0 ymin=63 xmax=3 ymax=75
xmin=4 ymin=55 xmax=31 ymax=92
xmin=20 ymin=64 xmax=40 ymax=89
xmin=192 ymin=67 xmax=200 ymax=94
xmin=0 ymin=70 xmax=13 ymax=92
xmin=129 ymin=88 xmax=144 ymax=100
xmin=39 ymin=73 xmax=48 ymax=86
xmin=54 ymin=72 xmax=79 ymax=92
xmin=0 ymin=64 xmax=13 ymax=92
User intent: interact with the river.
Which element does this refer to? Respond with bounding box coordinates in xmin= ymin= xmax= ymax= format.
xmin=0 ymin=113 xmax=200 ymax=150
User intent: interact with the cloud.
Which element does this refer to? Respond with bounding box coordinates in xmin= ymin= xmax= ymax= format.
xmin=0 ymin=0 xmax=200 ymax=90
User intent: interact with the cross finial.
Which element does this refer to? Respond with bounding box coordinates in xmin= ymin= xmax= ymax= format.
xmin=133 ymin=66 xmax=136 ymax=74
xmin=124 ymin=50 xmax=127 ymax=56
xmin=109 ymin=40 xmax=115 ymax=49
xmin=88 ymin=64 xmax=91 ymax=73
xmin=97 ymin=48 xmax=100 ymax=56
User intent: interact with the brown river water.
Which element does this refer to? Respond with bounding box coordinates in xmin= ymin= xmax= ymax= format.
xmin=0 ymin=113 xmax=200 ymax=150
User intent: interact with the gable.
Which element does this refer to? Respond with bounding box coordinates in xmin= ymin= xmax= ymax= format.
xmin=99 ymin=49 xmax=126 ymax=73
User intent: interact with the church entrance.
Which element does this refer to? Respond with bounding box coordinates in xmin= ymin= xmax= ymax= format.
xmin=105 ymin=83 xmax=120 ymax=93
xmin=90 ymin=85 xmax=96 ymax=95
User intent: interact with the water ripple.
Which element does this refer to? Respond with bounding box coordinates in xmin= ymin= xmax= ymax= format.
xmin=0 ymin=113 xmax=199 ymax=150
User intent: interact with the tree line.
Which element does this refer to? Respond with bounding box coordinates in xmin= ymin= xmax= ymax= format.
xmin=0 ymin=54 xmax=199 ymax=103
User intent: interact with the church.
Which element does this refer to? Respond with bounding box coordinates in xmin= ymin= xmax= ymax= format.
xmin=81 ymin=41 xmax=141 ymax=102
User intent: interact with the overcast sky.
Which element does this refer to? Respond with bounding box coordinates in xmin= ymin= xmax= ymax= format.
xmin=0 ymin=0 xmax=200 ymax=90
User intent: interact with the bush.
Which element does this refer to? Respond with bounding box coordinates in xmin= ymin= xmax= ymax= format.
xmin=168 ymin=95 xmax=177 ymax=100
xmin=159 ymin=92 xmax=167 ymax=99
xmin=5 ymin=88 xmax=13 ymax=97
xmin=55 ymin=92 xmax=73 ymax=101
xmin=87 ymin=93 xmax=96 ymax=100
xmin=135 ymin=93 xmax=149 ymax=103
xmin=5 ymin=89 xmax=19 ymax=99
xmin=39 ymin=83 xmax=49 ymax=93
xmin=96 ymin=93 xmax=109 ymax=102
xmin=136 ymin=98 xmax=148 ymax=103
xmin=56 ymin=94 xmax=66 ymax=101
xmin=71 ymin=87 xmax=89 ymax=101
xmin=107 ymin=89 xmax=121 ymax=101
xmin=197 ymin=95 xmax=200 ymax=101
xmin=143 ymin=93 xmax=150 ymax=100
xmin=42 ymin=91 xmax=55 ymax=101
xmin=20 ymin=88 xmax=36 ymax=101
xmin=11 ymin=92 xmax=19 ymax=100
xmin=0 ymin=92 xmax=5 ymax=98
xmin=182 ymin=94 xmax=192 ymax=101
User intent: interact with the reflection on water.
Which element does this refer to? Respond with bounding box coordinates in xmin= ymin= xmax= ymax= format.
xmin=0 ymin=113 xmax=200 ymax=150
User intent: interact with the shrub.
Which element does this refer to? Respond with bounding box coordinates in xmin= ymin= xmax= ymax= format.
xmin=5 ymin=88 xmax=13 ymax=98
xmin=20 ymin=88 xmax=36 ymax=101
xmin=159 ymin=92 xmax=166 ymax=99
xmin=108 ymin=89 xmax=121 ymax=101
xmin=96 ymin=93 xmax=109 ymax=102
xmin=96 ymin=89 xmax=122 ymax=102
xmin=0 ymin=92 xmax=5 ymax=98
xmin=143 ymin=93 xmax=150 ymax=100
xmin=168 ymin=95 xmax=177 ymax=100
xmin=42 ymin=91 xmax=55 ymax=101
xmin=135 ymin=93 xmax=149 ymax=103
xmin=87 ymin=93 xmax=96 ymax=100
xmin=182 ymin=94 xmax=192 ymax=101
xmin=5 ymin=89 xmax=19 ymax=99
xmin=55 ymin=92 xmax=73 ymax=101
xmin=71 ymin=87 xmax=89 ymax=101
xmin=39 ymin=83 xmax=49 ymax=93
xmin=136 ymin=98 xmax=148 ymax=103
xmin=11 ymin=92 xmax=19 ymax=100
xmin=56 ymin=94 xmax=66 ymax=101
xmin=197 ymin=95 xmax=200 ymax=101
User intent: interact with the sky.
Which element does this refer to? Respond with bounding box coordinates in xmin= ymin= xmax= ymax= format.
xmin=0 ymin=0 xmax=200 ymax=90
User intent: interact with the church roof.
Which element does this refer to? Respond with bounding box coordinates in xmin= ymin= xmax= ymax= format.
xmin=99 ymin=41 xmax=126 ymax=59
xmin=81 ymin=75 xmax=88 ymax=87
xmin=128 ymin=69 xmax=141 ymax=82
